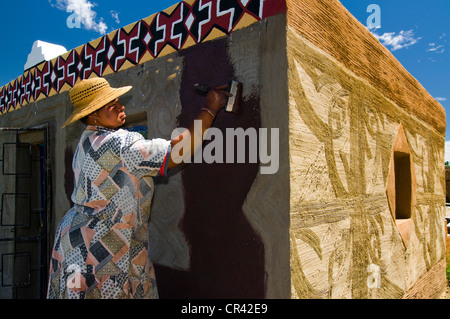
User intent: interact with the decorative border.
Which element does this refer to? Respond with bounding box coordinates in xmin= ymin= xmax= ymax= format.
xmin=0 ymin=0 xmax=286 ymax=115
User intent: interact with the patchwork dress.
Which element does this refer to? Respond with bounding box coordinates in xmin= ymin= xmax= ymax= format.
xmin=47 ymin=125 xmax=171 ymax=299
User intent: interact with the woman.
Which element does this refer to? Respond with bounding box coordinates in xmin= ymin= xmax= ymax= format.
xmin=47 ymin=77 xmax=229 ymax=299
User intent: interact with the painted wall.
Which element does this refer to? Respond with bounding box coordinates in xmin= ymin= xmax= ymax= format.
xmin=0 ymin=0 xmax=289 ymax=298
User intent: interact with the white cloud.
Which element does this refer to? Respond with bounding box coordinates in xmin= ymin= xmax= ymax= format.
xmin=446 ymin=141 xmax=450 ymax=163
xmin=110 ymin=10 xmax=120 ymax=24
xmin=367 ymin=25 xmax=381 ymax=32
xmin=50 ymin=0 xmax=108 ymax=34
xmin=427 ymin=42 xmax=445 ymax=54
xmin=435 ymin=97 xmax=447 ymax=102
xmin=370 ymin=29 xmax=421 ymax=51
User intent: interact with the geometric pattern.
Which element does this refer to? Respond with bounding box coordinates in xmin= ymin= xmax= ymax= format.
xmin=47 ymin=125 xmax=171 ymax=299
xmin=0 ymin=0 xmax=286 ymax=115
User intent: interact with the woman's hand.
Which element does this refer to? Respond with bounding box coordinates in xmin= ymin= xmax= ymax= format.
xmin=205 ymin=85 xmax=233 ymax=114
xmin=167 ymin=83 xmax=235 ymax=170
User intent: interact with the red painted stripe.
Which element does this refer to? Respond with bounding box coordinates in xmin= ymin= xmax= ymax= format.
xmin=262 ymin=0 xmax=287 ymax=19
xmin=160 ymin=151 xmax=168 ymax=176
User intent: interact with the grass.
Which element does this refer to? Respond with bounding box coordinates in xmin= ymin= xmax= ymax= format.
xmin=447 ymin=265 xmax=450 ymax=283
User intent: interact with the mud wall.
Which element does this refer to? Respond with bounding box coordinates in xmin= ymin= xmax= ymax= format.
xmin=287 ymin=0 xmax=446 ymax=298
xmin=0 ymin=0 xmax=445 ymax=300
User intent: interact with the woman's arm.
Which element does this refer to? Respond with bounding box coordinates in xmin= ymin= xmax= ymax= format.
xmin=167 ymin=86 xmax=230 ymax=170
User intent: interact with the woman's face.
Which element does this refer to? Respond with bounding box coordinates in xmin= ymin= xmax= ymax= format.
xmin=94 ymin=98 xmax=126 ymax=129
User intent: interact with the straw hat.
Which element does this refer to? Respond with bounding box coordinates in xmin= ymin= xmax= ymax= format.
xmin=63 ymin=77 xmax=132 ymax=127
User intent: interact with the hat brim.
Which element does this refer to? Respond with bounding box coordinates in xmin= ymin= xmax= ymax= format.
xmin=62 ymin=85 xmax=132 ymax=128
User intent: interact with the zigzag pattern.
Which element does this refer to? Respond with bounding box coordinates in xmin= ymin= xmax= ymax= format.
xmin=0 ymin=0 xmax=285 ymax=115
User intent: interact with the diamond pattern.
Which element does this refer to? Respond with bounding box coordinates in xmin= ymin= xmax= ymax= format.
xmin=48 ymin=126 xmax=170 ymax=299
xmin=101 ymin=230 xmax=126 ymax=255
xmin=97 ymin=150 xmax=121 ymax=173
xmin=1 ymin=0 xmax=281 ymax=115
xmin=99 ymin=178 xmax=119 ymax=200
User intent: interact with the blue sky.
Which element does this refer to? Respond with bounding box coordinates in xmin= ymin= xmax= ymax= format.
xmin=0 ymin=0 xmax=179 ymax=85
xmin=340 ymin=0 xmax=450 ymax=161
xmin=0 ymin=1 xmax=448 ymax=147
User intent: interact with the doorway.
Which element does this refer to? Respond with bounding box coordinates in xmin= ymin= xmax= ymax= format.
xmin=0 ymin=125 xmax=50 ymax=298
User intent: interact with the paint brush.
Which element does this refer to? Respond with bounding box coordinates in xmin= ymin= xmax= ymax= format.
xmin=194 ymin=80 xmax=242 ymax=114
